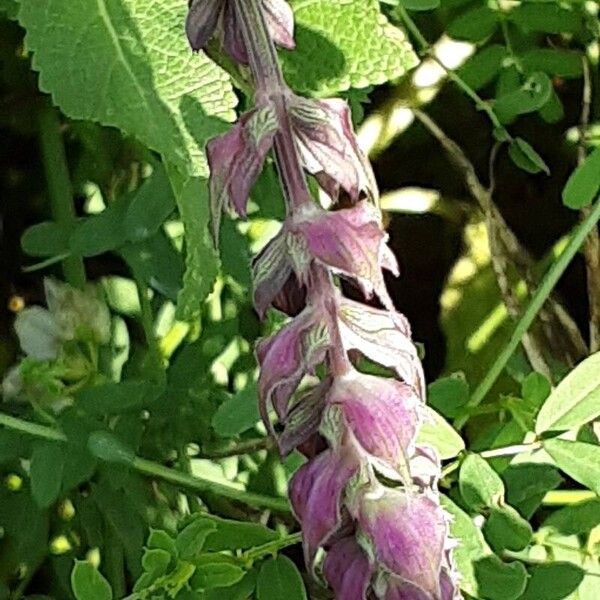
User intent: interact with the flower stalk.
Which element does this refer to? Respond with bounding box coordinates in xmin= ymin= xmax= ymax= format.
xmin=187 ymin=0 xmax=461 ymax=597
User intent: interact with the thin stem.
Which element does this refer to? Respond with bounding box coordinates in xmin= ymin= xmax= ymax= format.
xmin=134 ymin=276 xmax=167 ymax=385
xmin=455 ymin=198 xmax=600 ymax=429
xmin=396 ymin=5 xmax=506 ymax=133
xmin=579 ymin=57 xmax=600 ymax=351
xmin=242 ymin=531 xmax=302 ymax=562
xmin=38 ymin=106 xmax=86 ymax=288
xmin=0 ymin=413 xmax=290 ymax=513
xmin=201 ymin=437 xmax=274 ymax=459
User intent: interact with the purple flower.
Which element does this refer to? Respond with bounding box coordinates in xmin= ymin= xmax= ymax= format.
xmin=289 ymin=96 xmax=377 ymax=203
xmin=206 ymin=105 xmax=278 ymax=240
xmin=286 ymin=201 xmax=398 ymax=308
xmin=256 ymin=306 xmax=330 ymax=433
xmin=323 ymin=537 xmax=372 ymax=600
xmin=289 ymin=448 xmax=359 ymax=566
xmin=186 ymin=0 xmax=294 ymax=61
xmin=324 ymin=370 xmax=422 ymax=480
xmin=337 ymin=296 xmax=426 ymax=398
xmin=355 ymin=487 xmax=449 ymax=600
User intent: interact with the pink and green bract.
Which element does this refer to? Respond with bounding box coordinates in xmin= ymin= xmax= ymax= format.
xmin=186 ymin=0 xmax=461 ymax=597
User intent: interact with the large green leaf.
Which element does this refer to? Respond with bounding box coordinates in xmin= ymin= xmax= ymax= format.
xmin=30 ymin=441 xmax=65 ymax=508
xmin=19 ymin=0 xmax=237 ymax=177
xmin=284 ymin=0 xmax=417 ymax=96
xmin=536 ymin=352 xmax=600 ymax=434
xmin=71 ymin=562 xmax=113 ymax=600
xmin=459 ymin=454 xmax=504 ymax=510
xmin=417 ymin=406 xmax=465 ymax=459
xmin=544 ymin=439 xmax=600 ymax=495
xmin=167 ymin=170 xmax=220 ymax=320
xmin=562 ymin=148 xmax=600 ymax=210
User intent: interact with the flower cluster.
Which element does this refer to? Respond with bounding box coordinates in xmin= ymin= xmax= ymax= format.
xmin=187 ymin=1 xmax=460 ymax=598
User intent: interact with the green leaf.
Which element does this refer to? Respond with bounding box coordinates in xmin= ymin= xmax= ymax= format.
xmin=203 ymin=518 xmax=279 ymax=552
xmin=562 ymin=148 xmax=600 ymax=210
xmin=541 ymin=498 xmax=600 ymax=535
xmin=521 ymin=49 xmax=583 ymax=79
xmin=458 ymin=45 xmax=507 ymax=91
xmin=483 ymin=505 xmax=532 ymax=553
xmin=87 ymin=431 xmax=135 ymax=466
xmin=141 ymin=548 xmax=171 ymax=578
xmin=448 ymin=7 xmax=498 ymax=42
xmin=283 ymin=0 xmax=417 ymax=96
xmin=459 ymin=454 xmax=504 ymax=510
xmin=203 ymin=570 xmax=257 ymax=600
xmin=503 ymin=463 xmax=562 ymax=519
xmin=71 ymin=561 xmax=113 ymax=600
xmin=509 ymin=4 xmax=583 ymax=35
xmin=19 ymin=0 xmax=236 ymax=176
xmin=399 ymin=0 xmax=440 ymax=11
xmin=167 ymin=169 xmax=219 ymax=320
xmin=517 ymin=562 xmax=584 ymax=600
xmin=77 ymin=381 xmax=163 ymax=415
xmin=257 ymin=556 xmax=307 ymax=600
xmin=123 ymin=167 xmax=176 ymax=242
xmin=30 ymin=440 xmax=65 ymax=508
xmin=190 ymin=556 xmax=245 ymax=590
xmin=508 ymin=138 xmax=550 ymax=175
xmin=21 ymin=222 xmax=69 ymax=258
xmin=176 ymin=518 xmax=218 ymax=561
xmin=441 ymin=496 xmax=488 ymax=597
xmin=417 ymin=406 xmax=465 ymax=459
xmin=427 ymin=375 xmax=469 ymax=418
xmin=0 ymin=0 xmax=18 ymax=19
xmin=147 ymin=529 xmax=177 ymax=555
xmin=536 ymin=352 xmax=600 ymax=433
xmin=494 ymin=72 xmax=553 ymax=124
xmin=544 ymin=439 xmax=600 ymax=495
xmin=474 ymin=555 xmax=528 ymax=600
xmin=212 ymin=384 xmax=261 ymax=438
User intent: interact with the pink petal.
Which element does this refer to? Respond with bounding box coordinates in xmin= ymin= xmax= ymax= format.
xmin=289 ymin=449 xmax=359 ymax=566
xmin=338 ymin=296 xmax=426 ymax=398
xmin=263 ymin=0 xmax=295 ymax=49
xmin=323 ymin=537 xmax=372 ymax=600
xmin=358 ymin=489 xmax=447 ymax=599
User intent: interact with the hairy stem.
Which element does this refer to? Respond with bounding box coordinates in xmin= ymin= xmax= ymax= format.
xmin=38 ymin=105 xmax=86 ymax=288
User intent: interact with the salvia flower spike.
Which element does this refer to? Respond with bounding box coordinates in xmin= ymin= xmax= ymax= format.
xmin=186 ymin=0 xmax=461 ymax=597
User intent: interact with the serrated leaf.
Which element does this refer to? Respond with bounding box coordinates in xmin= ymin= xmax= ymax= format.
xmin=459 ymin=454 xmax=504 ymax=510
xmin=19 ymin=0 xmax=236 ymax=177
xmin=167 ymin=169 xmax=219 ymax=320
xmin=30 ymin=441 xmax=65 ymax=508
xmin=417 ymin=405 xmax=465 ymax=459
xmin=71 ymin=562 xmax=113 ymax=600
xmin=562 ymin=148 xmax=600 ymax=210
xmin=544 ymin=439 xmax=600 ymax=495
xmin=283 ymin=0 xmax=417 ymax=96
xmin=448 ymin=6 xmax=498 ymax=42
xmin=517 ymin=562 xmax=584 ymax=600
xmin=509 ymin=138 xmax=550 ymax=175
xmin=536 ymin=352 xmax=600 ymax=433
xmin=257 ymin=556 xmax=307 ymax=600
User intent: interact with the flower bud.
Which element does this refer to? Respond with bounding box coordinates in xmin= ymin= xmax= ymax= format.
xmin=323 ymin=536 xmax=372 ymax=600
xmin=207 ymin=106 xmax=278 ymax=241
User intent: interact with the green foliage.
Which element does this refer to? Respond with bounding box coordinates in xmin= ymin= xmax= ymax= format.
xmin=256 ymin=556 xmax=307 ymax=600
xmin=71 ymin=561 xmax=113 ymax=600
